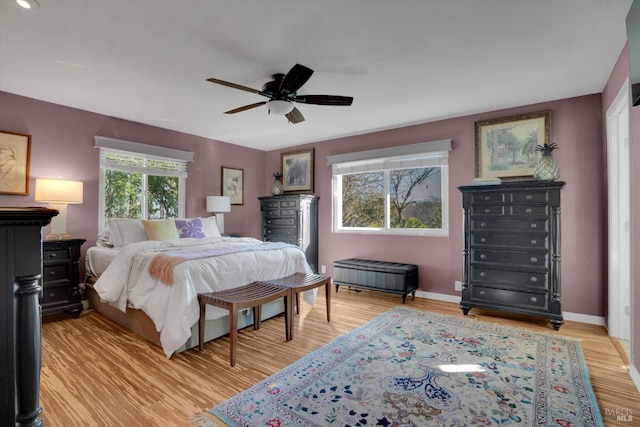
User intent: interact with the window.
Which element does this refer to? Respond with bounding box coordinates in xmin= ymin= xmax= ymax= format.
xmin=329 ymin=140 xmax=451 ymax=236
xmin=95 ymin=136 xmax=193 ymax=231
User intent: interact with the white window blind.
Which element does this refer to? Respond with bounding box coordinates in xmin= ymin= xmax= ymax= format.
xmin=95 ymin=136 xmax=193 ymax=178
xmin=328 ymin=139 xmax=451 ymax=175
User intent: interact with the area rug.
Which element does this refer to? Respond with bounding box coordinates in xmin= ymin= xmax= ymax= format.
xmin=192 ymin=307 xmax=603 ymax=426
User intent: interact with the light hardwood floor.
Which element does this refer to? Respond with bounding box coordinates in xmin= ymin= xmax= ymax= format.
xmin=40 ymin=289 xmax=639 ymax=426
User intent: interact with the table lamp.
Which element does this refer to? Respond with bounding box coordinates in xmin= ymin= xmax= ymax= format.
xmin=206 ymin=196 xmax=231 ymax=234
xmin=35 ymin=178 xmax=83 ymax=240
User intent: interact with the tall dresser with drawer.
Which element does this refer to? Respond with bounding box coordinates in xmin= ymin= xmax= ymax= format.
xmin=259 ymin=195 xmax=319 ymax=273
xmin=458 ymin=181 xmax=565 ymax=330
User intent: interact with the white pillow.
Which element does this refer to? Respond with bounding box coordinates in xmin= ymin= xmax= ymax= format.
xmin=107 ymin=218 xmax=148 ymax=248
xmin=201 ymin=216 xmax=222 ymax=238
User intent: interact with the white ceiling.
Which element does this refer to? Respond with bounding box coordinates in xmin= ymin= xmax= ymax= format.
xmin=0 ymin=0 xmax=632 ymax=151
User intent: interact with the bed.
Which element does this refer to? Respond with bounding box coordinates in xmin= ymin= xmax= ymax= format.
xmin=84 ymin=217 xmax=313 ymax=358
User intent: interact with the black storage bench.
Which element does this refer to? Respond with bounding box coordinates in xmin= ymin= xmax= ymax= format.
xmin=333 ymin=258 xmax=418 ymax=303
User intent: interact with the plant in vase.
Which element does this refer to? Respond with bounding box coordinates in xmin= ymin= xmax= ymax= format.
xmin=534 ymin=142 xmax=559 ymax=181
xmin=272 ymin=172 xmax=284 ymax=195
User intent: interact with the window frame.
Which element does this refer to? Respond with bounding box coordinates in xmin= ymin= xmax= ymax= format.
xmin=95 ymin=136 xmax=193 ymax=231
xmin=329 ymin=140 xmax=451 ymax=237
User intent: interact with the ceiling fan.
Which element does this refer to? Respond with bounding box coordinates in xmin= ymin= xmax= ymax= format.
xmin=206 ymin=64 xmax=353 ymax=124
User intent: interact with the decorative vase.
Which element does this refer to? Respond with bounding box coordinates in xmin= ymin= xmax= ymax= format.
xmin=271 ymin=173 xmax=284 ymax=195
xmin=534 ymin=154 xmax=560 ymax=181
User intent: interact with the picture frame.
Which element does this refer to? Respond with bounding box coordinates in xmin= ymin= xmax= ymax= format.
xmin=0 ymin=130 xmax=31 ymax=195
xmin=475 ymin=110 xmax=551 ymax=180
xmin=281 ymin=148 xmax=314 ymax=193
xmin=221 ymin=166 xmax=244 ymax=205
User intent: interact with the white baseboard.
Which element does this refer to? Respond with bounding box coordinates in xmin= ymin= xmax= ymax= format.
xmin=417 ymin=291 xmax=605 ymax=326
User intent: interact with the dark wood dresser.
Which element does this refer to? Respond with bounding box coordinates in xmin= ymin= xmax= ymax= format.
xmin=458 ymin=181 xmax=565 ymax=330
xmin=1 ymin=207 xmax=58 ymax=427
xmin=259 ymin=195 xmax=319 ymax=273
xmin=42 ymin=238 xmax=85 ymax=318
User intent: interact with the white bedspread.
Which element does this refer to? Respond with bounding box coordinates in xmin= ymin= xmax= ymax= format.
xmin=93 ymin=237 xmax=313 ymax=358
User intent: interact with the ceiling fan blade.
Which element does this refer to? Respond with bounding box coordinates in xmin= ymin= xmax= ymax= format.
xmin=280 ymin=64 xmax=314 ymax=94
xmin=224 ymin=101 xmax=267 ymax=114
xmin=285 ymin=107 xmax=305 ymax=124
xmin=207 ymin=77 xmax=262 ymax=95
xmin=293 ymin=95 xmax=353 ymax=106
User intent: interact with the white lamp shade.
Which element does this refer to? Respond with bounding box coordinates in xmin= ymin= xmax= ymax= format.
xmin=35 ymin=178 xmax=84 ymax=204
xmin=266 ymin=99 xmax=294 ymax=115
xmin=206 ymin=196 xmax=231 ymax=213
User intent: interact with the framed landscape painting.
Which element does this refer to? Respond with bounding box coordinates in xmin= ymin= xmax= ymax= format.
xmin=281 ymin=148 xmax=314 ymax=193
xmin=475 ymin=110 xmax=551 ymax=180
xmin=221 ymin=167 xmax=244 ymax=205
xmin=0 ymin=130 xmax=31 ymax=195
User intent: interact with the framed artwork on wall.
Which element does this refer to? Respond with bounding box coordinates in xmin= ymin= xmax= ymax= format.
xmin=475 ymin=110 xmax=551 ymax=180
xmin=221 ymin=166 xmax=244 ymax=205
xmin=281 ymin=148 xmax=314 ymax=193
xmin=0 ymin=130 xmax=31 ymax=195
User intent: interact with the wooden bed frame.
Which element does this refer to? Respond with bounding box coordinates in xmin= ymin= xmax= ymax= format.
xmin=83 ymin=277 xmax=286 ymax=354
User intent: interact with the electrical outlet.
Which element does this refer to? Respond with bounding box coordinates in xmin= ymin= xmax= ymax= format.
xmin=321 ymin=265 xmax=327 ymax=274
xmin=455 ymin=280 xmax=463 ymax=291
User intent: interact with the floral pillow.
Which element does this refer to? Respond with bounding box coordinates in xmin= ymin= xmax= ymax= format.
xmin=175 ymin=218 xmax=206 ymax=238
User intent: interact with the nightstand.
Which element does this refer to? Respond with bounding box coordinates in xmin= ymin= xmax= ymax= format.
xmin=41 ymin=238 xmax=86 ymax=318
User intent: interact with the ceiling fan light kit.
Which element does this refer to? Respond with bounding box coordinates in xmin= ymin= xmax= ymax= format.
xmin=16 ymin=0 xmax=40 ymax=9
xmin=207 ymin=63 xmax=353 ymax=124
xmin=266 ymin=100 xmax=294 ymax=115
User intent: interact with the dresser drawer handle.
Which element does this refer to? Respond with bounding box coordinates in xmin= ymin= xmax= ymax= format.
xmin=530 ymin=224 xmax=537 ymax=229
xmin=49 ymin=271 xmax=56 ymax=276
xmin=530 ymin=276 xmax=538 ymax=283
xmin=267 ymin=230 xmax=272 ymax=234
xmin=480 ymin=272 xmax=487 ymax=278
xmin=267 ymin=220 xmax=272 ymax=224
xmin=480 ymin=237 xmax=487 ymax=243
xmin=49 ymin=292 xmax=56 ymax=298
xmin=479 ymin=254 xmax=486 ymax=260
xmin=480 ymin=222 xmax=486 ymax=228
xmin=526 ymin=195 xmax=533 ymax=200
xmin=479 ymin=290 xmax=486 ymax=296
xmin=530 ymin=296 xmax=538 ymax=303
xmin=484 ymin=196 xmax=491 ymax=201
xmin=484 ymin=208 xmax=491 ymax=213
xmin=49 ymin=253 xmax=57 ymax=258
xmin=525 ymin=208 xmax=532 ymax=213
xmin=530 ymin=257 xmax=538 ymax=263
xmin=530 ymin=239 xmax=537 ymax=245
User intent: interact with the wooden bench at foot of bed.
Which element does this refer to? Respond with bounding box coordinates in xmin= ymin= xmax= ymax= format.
xmin=198 ymin=273 xmax=331 ymax=367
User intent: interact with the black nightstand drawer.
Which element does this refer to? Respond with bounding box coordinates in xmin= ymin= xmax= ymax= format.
xmin=510 ymin=191 xmax=549 ymax=203
xmin=43 ymin=265 xmax=68 ymax=282
xmin=43 ymin=249 xmax=69 ymax=263
xmin=471 ymin=267 xmax=548 ymax=289
xmin=265 ymin=218 xmax=295 ymax=227
xmin=473 ymin=218 xmax=548 ymax=231
xmin=472 ymin=248 xmax=547 ymax=267
xmin=41 ymin=285 xmax=70 ymax=306
xmin=472 ymin=232 xmax=548 ymax=248
xmin=265 ymin=227 xmax=296 ymax=238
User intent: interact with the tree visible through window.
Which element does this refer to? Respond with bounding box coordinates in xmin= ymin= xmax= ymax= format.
xmin=339 ymin=166 xmax=444 ymax=233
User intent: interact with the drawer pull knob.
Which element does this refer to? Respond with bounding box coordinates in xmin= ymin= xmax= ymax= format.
xmin=479 ymin=290 xmax=486 ymax=296
xmin=530 ymin=296 xmax=538 ymax=303
xmin=49 ymin=271 xmax=56 ymax=276
xmin=49 ymin=293 xmax=56 ymax=298
xmin=530 ymin=257 xmax=538 ymax=263
xmin=530 ymin=224 xmax=537 ymax=229
xmin=526 ymin=208 xmax=532 ymax=213
xmin=479 ymin=254 xmax=486 ymax=260
xmin=484 ymin=196 xmax=490 ymax=201
xmin=531 ymin=239 xmax=537 ymax=245
xmin=480 ymin=272 xmax=487 ymax=277
xmin=480 ymin=237 xmax=487 ymax=243
xmin=530 ymin=276 xmax=538 ymax=283
xmin=480 ymin=222 xmax=486 ymax=228
xmin=484 ymin=208 xmax=491 ymax=213
xmin=50 ymin=253 xmax=57 ymax=258
xmin=526 ymin=195 xmax=533 ymax=200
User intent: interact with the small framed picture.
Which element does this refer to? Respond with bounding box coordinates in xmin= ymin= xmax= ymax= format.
xmin=475 ymin=110 xmax=551 ymax=180
xmin=281 ymin=148 xmax=314 ymax=193
xmin=221 ymin=167 xmax=244 ymax=205
xmin=0 ymin=130 xmax=31 ymax=195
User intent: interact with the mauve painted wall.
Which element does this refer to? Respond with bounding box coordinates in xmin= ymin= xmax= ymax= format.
xmin=266 ymin=94 xmax=606 ymax=316
xmin=0 ymin=91 xmax=267 ymax=269
xmin=601 ymin=43 xmax=640 ymax=377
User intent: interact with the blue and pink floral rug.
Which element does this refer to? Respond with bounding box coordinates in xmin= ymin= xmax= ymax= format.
xmin=194 ymin=307 xmax=603 ymax=426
